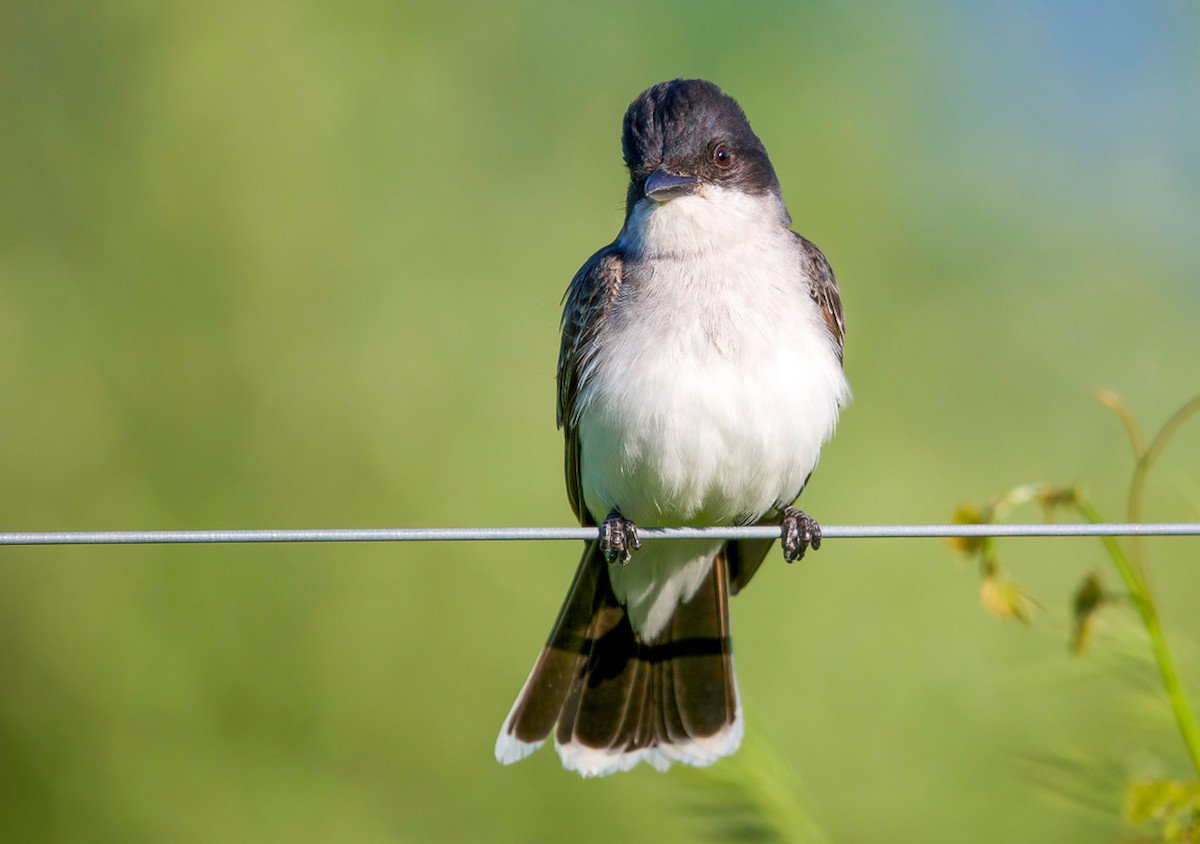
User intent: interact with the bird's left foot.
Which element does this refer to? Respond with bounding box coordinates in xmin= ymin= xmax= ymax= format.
xmin=600 ymin=510 xmax=640 ymax=564
xmin=781 ymin=506 xmax=822 ymax=563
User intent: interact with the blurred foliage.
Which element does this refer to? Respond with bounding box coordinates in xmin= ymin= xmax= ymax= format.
xmin=948 ymin=392 xmax=1200 ymax=841
xmin=1126 ymin=780 xmax=1200 ymax=841
xmin=1070 ymin=568 xmax=1107 ymax=657
xmin=677 ymin=722 xmax=831 ymax=844
xmin=2 ymin=1 xmax=1200 ymax=842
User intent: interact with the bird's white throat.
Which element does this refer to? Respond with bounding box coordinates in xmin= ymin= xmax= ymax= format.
xmin=619 ymin=185 xmax=792 ymax=260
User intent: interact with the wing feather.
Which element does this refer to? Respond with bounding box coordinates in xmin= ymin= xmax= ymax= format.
xmin=557 ymin=246 xmax=625 ymax=525
xmin=794 ymin=233 xmax=845 ymax=362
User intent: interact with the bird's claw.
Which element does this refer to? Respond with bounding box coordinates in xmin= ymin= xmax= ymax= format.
xmin=781 ymin=506 xmax=822 ymax=563
xmin=600 ymin=511 xmax=640 ymax=564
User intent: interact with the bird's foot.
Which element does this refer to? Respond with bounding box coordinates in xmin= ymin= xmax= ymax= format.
xmin=600 ymin=510 xmax=640 ymax=565
xmin=781 ymin=506 xmax=822 ymax=563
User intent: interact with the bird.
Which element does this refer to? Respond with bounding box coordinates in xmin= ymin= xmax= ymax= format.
xmin=494 ymin=79 xmax=850 ymax=777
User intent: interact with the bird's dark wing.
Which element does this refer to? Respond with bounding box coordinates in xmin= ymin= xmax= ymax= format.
xmin=558 ymin=245 xmax=625 ymax=526
xmin=794 ymin=233 xmax=845 ymax=363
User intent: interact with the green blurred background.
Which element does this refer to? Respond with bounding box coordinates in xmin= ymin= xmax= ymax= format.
xmin=3 ymin=1 xmax=1199 ymax=841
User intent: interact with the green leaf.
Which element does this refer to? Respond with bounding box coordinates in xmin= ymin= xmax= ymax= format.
xmin=1125 ymin=779 xmax=1179 ymax=825
xmin=1069 ymin=569 xmax=1106 ymax=656
xmin=980 ymin=573 xmax=1037 ymax=625
xmin=947 ymin=503 xmax=985 ymax=556
xmin=1034 ymin=485 xmax=1084 ymax=517
xmin=1124 ymin=779 xmax=1200 ymax=839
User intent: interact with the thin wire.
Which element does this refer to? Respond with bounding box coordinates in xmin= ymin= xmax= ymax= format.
xmin=0 ymin=523 xmax=1198 ymax=546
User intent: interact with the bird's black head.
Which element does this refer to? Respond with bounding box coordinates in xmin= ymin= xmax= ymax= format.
xmin=620 ymin=79 xmax=779 ymax=214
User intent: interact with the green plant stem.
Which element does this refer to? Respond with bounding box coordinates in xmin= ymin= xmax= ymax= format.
xmin=1126 ymin=394 xmax=1200 ymax=581
xmin=1080 ymin=501 xmax=1200 ymax=778
xmin=1094 ymin=388 xmax=1147 ymax=460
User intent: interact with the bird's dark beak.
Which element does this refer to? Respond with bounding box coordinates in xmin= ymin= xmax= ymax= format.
xmin=644 ymin=166 xmax=699 ymax=202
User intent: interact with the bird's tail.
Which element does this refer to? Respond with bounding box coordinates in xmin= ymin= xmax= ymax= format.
xmin=494 ymin=541 xmax=742 ymax=777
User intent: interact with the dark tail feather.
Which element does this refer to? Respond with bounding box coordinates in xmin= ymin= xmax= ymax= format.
xmin=495 ymin=544 xmax=741 ymax=776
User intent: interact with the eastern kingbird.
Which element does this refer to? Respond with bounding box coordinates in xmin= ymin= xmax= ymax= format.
xmin=495 ymin=79 xmax=850 ymax=776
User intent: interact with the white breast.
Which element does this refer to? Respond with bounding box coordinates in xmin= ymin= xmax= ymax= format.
xmin=577 ymin=187 xmax=849 ymax=527
xmin=573 ymin=187 xmax=850 ymax=640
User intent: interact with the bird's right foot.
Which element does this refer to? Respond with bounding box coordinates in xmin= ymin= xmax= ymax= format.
xmin=600 ymin=510 xmax=640 ymax=564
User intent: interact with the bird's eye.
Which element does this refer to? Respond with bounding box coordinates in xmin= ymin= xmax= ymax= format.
xmin=712 ymin=143 xmax=734 ymax=168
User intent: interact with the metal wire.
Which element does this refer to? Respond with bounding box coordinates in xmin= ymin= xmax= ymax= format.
xmin=0 ymin=523 xmax=1198 ymax=546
